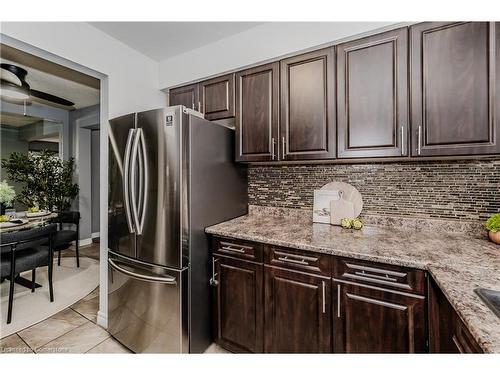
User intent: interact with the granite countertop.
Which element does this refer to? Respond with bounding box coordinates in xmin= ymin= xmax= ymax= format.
xmin=205 ymin=212 xmax=500 ymax=353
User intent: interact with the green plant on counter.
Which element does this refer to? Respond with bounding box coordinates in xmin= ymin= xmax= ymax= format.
xmin=485 ymin=213 xmax=500 ymax=233
xmin=1 ymin=151 xmax=79 ymax=212
xmin=0 ymin=180 xmax=16 ymax=206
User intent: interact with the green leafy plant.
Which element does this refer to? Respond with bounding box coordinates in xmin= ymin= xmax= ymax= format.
xmin=485 ymin=213 xmax=500 ymax=233
xmin=1 ymin=151 xmax=79 ymax=212
xmin=0 ymin=180 xmax=16 ymax=206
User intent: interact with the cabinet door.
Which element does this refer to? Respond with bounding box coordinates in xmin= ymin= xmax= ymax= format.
xmin=428 ymin=277 xmax=482 ymax=353
xmin=169 ymin=83 xmax=200 ymax=110
xmin=337 ymin=28 xmax=408 ymax=158
xmin=200 ymin=74 xmax=235 ymax=120
xmin=410 ymin=22 xmax=500 ymax=156
xmin=213 ymin=255 xmax=263 ymax=353
xmin=264 ymin=266 xmax=332 ymax=353
xmin=280 ymin=48 xmax=336 ymax=160
xmin=333 ymin=282 xmax=426 ymax=353
xmin=235 ymin=63 xmax=279 ymax=162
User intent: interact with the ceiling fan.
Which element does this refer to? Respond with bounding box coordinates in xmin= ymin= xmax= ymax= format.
xmin=0 ymin=63 xmax=75 ymax=108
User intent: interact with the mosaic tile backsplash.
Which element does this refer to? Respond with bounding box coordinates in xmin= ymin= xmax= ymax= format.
xmin=248 ymin=158 xmax=500 ymax=221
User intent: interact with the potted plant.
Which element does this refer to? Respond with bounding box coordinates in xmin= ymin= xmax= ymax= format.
xmin=485 ymin=213 xmax=500 ymax=245
xmin=0 ymin=180 xmax=16 ymax=215
xmin=1 ymin=150 xmax=79 ymax=212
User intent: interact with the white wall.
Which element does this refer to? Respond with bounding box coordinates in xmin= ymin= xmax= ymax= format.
xmin=159 ymin=22 xmax=399 ymax=89
xmin=0 ymin=22 xmax=164 ymax=329
xmin=1 ymin=22 xmax=165 ymax=118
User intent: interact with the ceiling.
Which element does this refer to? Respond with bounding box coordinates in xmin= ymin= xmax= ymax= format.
xmin=1 ymin=58 xmax=100 ymax=109
xmin=89 ymin=22 xmax=263 ymax=61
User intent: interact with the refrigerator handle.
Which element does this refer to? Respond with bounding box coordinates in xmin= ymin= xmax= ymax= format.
xmin=108 ymin=258 xmax=177 ymax=284
xmin=137 ymin=128 xmax=148 ymax=235
xmin=123 ymin=128 xmax=136 ymax=233
xmin=130 ymin=128 xmax=142 ymax=235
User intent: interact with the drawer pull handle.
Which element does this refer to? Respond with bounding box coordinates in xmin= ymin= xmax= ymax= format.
xmin=278 ymin=256 xmax=309 ymax=265
xmin=345 ymin=263 xmax=407 ymax=278
xmin=220 ymin=245 xmax=246 ymax=254
xmin=354 ymin=271 xmax=398 ymax=282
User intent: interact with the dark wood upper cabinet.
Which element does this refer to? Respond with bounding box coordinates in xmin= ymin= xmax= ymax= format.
xmin=213 ymin=255 xmax=263 ymax=353
xmin=334 ymin=282 xmax=427 ymax=353
xmin=280 ymin=48 xmax=336 ymax=160
xmin=264 ymin=266 xmax=332 ymax=353
xmin=235 ymin=62 xmax=279 ymax=162
xmin=200 ymin=73 xmax=235 ymax=120
xmin=169 ymin=83 xmax=200 ymax=110
xmin=410 ymin=22 xmax=500 ymax=156
xmin=337 ymin=27 xmax=408 ymax=158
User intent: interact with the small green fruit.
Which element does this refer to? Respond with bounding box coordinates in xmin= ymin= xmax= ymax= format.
xmin=352 ymin=219 xmax=364 ymax=230
xmin=341 ymin=218 xmax=353 ymax=229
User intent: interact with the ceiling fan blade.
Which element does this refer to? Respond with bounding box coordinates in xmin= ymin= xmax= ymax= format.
xmin=29 ymin=89 xmax=74 ymax=107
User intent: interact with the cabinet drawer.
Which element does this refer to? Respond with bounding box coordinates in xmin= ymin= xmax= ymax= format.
xmin=265 ymin=245 xmax=331 ymax=276
xmin=212 ymin=237 xmax=263 ymax=262
xmin=333 ymin=257 xmax=425 ymax=295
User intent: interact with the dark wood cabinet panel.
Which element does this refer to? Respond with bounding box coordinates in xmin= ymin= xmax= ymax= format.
xmin=169 ymin=83 xmax=199 ymax=110
xmin=333 ymin=257 xmax=425 ymax=294
xmin=235 ymin=62 xmax=280 ymax=162
xmin=334 ymin=281 xmax=426 ymax=353
xmin=213 ymin=255 xmax=263 ymax=353
xmin=280 ymin=48 xmax=336 ymax=160
xmin=265 ymin=244 xmax=331 ymax=276
xmin=200 ymin=74 xmax=235 ymax=120
xmin=264 ymin=266 xmax=332 ymax=353
xmin=428 ymin=276 xmax=482 ymax=353
xmin=337 ymin=27 xmax=408 ymax=158
xmin=410 ymin=22 xmax=500 ymax=156
xmin=213 ymin=237 xmax=263 ymax=262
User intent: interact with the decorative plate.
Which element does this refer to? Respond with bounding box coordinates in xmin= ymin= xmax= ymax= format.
xmin=320 ymin=182 xmax=363 ymax=223
xmin=0 ymin=218 xmax=29 ymax=228
xmin=26 ymin=211 xmax=51 ymax=218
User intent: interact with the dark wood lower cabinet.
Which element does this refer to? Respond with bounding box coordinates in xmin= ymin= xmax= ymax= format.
xmin=213 ymin=255 xmax=263 ymax=353
xmin=333 ymin=281 xmax=427 ymax=353
xmin=428 ymin=276 xmax=483 ymax=353
xmin=211 ymin=236 xmax=483 ymax=354
xmin=264 ymin=266 xmax=332 ymax=353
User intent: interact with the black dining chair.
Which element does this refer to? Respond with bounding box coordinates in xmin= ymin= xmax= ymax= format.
xmin=52 ymin=211 xmax=80 ymax=267
xmin=0 ymin=223 xmax=57 ymax=324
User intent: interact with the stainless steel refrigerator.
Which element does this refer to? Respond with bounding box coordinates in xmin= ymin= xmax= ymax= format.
xmin=107 ymin=106 xmax=247 ymax=353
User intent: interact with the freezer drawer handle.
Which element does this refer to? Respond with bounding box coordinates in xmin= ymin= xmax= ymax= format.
xmin=108 ymin=258 xmax=177 ymax=284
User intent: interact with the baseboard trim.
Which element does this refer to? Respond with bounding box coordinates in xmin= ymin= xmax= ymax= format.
xmin=97 ymin=310 xmax=107 ymax=329
xmin=91 ymin=232 xmax=100 ymax=239
xmin=79 ymin=238 xmax=93 ymax=246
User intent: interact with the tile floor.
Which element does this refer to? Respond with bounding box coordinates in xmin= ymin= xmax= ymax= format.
xmin=1 ymin=242 xmax=228 ymax=354
xmin=0 ymin=285 xmax=130 ymax=354
xmin=0 ymin=243 xmax=129 ymax=354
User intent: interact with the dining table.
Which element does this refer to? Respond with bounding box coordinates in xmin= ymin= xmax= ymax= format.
xmin=0 ymin=211 xmax=58 ymax=289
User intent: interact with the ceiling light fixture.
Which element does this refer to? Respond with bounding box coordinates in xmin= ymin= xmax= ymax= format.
xmin=0 ymin=79 xmax=30 ymax=101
